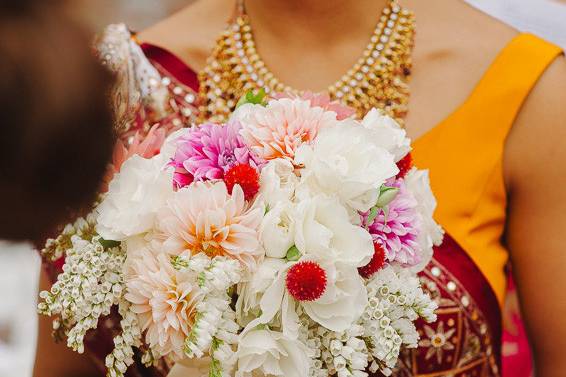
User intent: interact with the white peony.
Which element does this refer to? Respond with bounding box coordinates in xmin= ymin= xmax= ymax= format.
xmin=294 ymin=195 xmax=374 ymax=268
xmin=302 ymin=262 xmax=368 ymax=332
xmin=236 ymin=258 xmax=287 ymax=326
xmin=295 ymin=121 xmax=399 ymax=213
xmin=403 ymin=169 xmax=444 ymax=271
xmin=236 ymin=329 xmax=311 ymax=377
xmin=246 ymin=258 xmax=368 ymax=334
xmin=361 ymin=108 xmax=412 ymax=162
xmin=259 ymin=201 xmax=296 ymax=259
xmin=259 ymin=158 xmax=298 ymax=208
xmin=241 ymin=192 xmax=376 ymax=330
xmin=96 ymin=155 xmax=174 ymax=241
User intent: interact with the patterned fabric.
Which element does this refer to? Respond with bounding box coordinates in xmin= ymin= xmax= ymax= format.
xmin=394 ymin=235 xmax=501 ymax=377
xmin=96 ymin=24 xmax=199 ymax=141
xmin=73 ymin=25 xmax=504 ymax=376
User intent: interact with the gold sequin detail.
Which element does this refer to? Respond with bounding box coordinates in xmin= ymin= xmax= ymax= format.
xmin=198 ymin=0 xmax=415 ymax=124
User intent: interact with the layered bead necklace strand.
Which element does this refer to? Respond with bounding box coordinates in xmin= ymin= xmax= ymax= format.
xmin=198 ymin=0 xmax=415 ymax=124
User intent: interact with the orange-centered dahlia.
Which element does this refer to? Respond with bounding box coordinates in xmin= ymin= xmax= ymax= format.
xmin=157 ymin=181 xmax=264 ymax=269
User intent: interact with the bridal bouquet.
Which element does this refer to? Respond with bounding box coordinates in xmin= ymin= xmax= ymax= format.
xmin=39 ymin=92 xmax=442 ymax=377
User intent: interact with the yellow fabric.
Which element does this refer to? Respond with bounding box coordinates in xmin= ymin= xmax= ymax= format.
xmin=412 ymin=34 xmax=562 ymax=307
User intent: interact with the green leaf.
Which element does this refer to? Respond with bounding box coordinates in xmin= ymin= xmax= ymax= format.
xmin=375 ymin=185 xmax=400 ymax=208
xmin=197 ymin=271 xmax=206 ymax=288
xmin=255 ymin=323 xmax=269 ymax=330
xmin=208 ymin=358 xmax=223 ymax=377
xmin=366 ymin=206 xmax=379 ymax=227
xmin=236 ymin=88 xmax=267 ymax=108
xmin=211 ymin=337 xmax=224 ymax=352
xmin=99 ymin=238 xmax=121 ymax=249
xmin=285 ymin=245 xmax=301 ymax=262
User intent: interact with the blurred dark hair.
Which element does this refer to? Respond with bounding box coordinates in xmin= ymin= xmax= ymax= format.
xmin=0 ymin=1 xmax=115 ymax=241
xmin=0 ymin=0 xmax=52 ymax=12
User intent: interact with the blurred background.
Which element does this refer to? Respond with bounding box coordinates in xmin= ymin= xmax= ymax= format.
xmin=0 ymin=0 xmax=564 ymax=376
xmin=69 ymin=0 xmax=188 ymax=30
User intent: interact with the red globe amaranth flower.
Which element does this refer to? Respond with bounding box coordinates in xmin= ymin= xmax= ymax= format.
xmin=224 ymin=164 xmax=260 ymax=200
xmin=358 ymin=243 xmax=386 ymax=278
xmin=286 ymin=261 xmax=327 ymax=302
xmin=396 ymin=153 xmax=413 ymax=179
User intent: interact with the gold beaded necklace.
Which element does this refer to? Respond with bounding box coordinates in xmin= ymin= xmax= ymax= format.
xmin=198 ymin=0 xmax=415 ymax=124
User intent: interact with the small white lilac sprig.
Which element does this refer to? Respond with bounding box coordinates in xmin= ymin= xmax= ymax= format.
xmin=363 ymin=265 xmax=438 ymax=375
xmin=296 ymin=265 xmax=437 ymax=377
xmin=105 ymin=300 xmax=143 ymax=377
xmin=297 ymin=309 xmax=368 ymax=377
xmin=38 ymin=235 xmax=126 ymax=354
xmin=178 ymin=254 xmax=242 ymax=376
xmin=41 ymin=213 xmax=97 ymax=262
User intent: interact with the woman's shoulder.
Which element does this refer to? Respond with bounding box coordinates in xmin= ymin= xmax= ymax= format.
xmin=504 ymin=53 xmax=566 ymax=187
xmin=421 ymin=0 xmax=566 ymax=184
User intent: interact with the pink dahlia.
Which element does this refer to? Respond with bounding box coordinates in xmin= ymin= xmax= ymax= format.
xmin=172 ymin=169 xmax=194 ymax=189
xmin=169 ymin=121 xmax=262 ymax=182
xmin=156 ymin=181 xmax=264 ymax=269
xmin=363 ymin=179 xmax=422 ymax=266
xmin=238 ymin=98 xmax=339 ymax=161
xmin=125 ymin=249 xmax=203 ymax=359
xmin=274 ymin=92 xmax=356 ymax=121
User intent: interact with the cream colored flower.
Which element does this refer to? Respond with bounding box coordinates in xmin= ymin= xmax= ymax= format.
xmin=295 ymin=121 xmax=398 ymax=213
xmin=124 ymin=249 xmax=203 ymax=360
xmin=259 ymin=158 xmax=298 ymax=208
xmin=259 ymin=201 xmax=296 ymax=259
xmin=235 ymin=257 xmax=286 ymax=327
xmin=301 ymin=262 xmax=368 ymax=332
xmin=293 ymin=195 xmax=374 ymax=268
xmin=236 ymin=329 xmax=311 ymax=377
xmin=96 ymin=155 xmax=174 ymax=241
xmin=156 ymin=181 xmax=264 ymax=269
xmin=251 ymin=260 xmax=368 ymax=334
xmin=237 ymin=98 xmax=339 ymax=161
xmin=361 ymin=108 xmax=411 ymax=162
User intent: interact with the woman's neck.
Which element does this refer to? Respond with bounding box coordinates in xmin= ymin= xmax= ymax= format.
xmin=243 ymin=0 xmax=390 ymax=45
